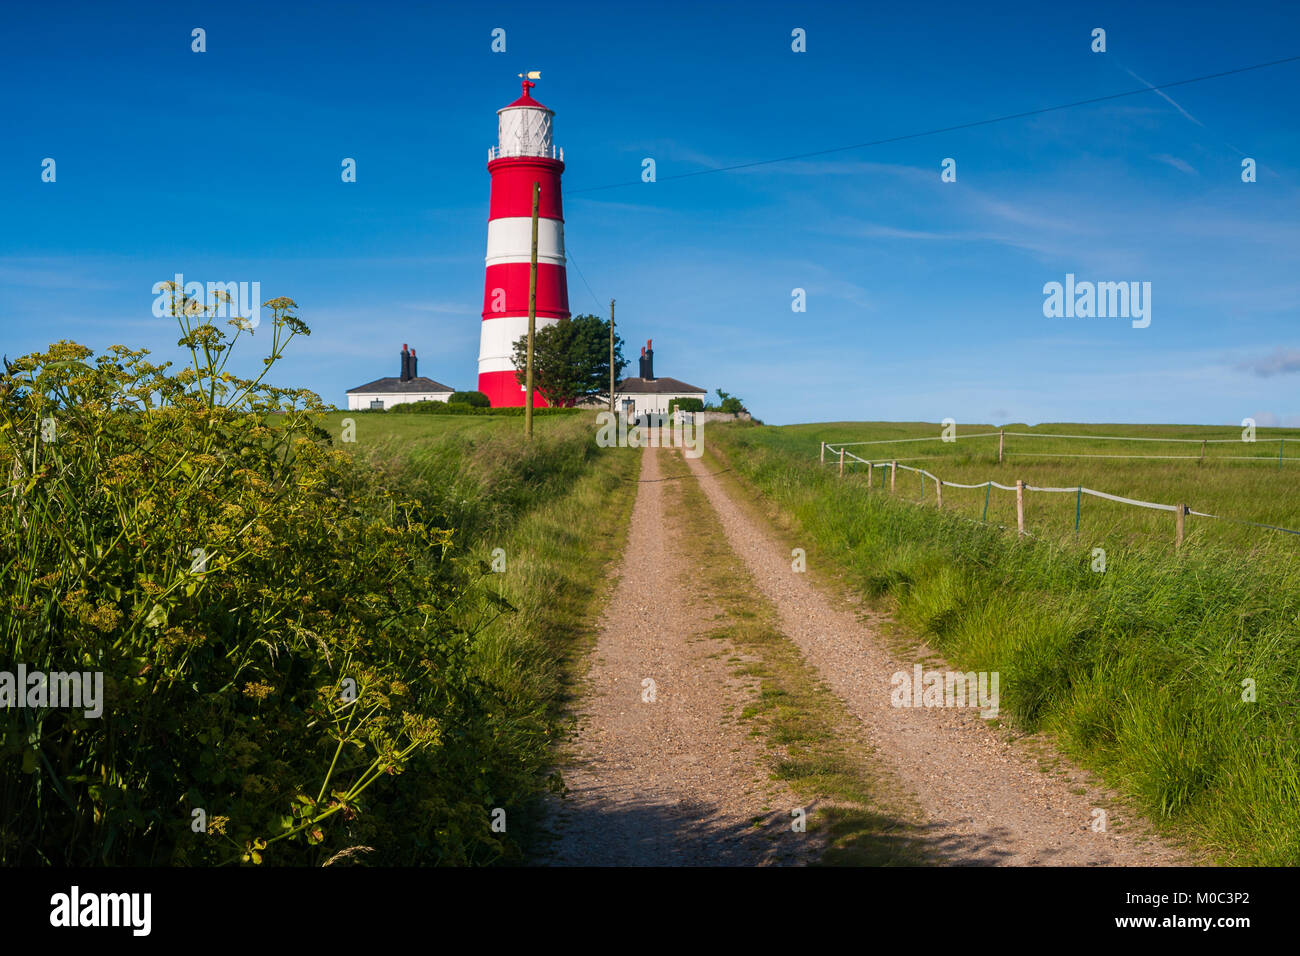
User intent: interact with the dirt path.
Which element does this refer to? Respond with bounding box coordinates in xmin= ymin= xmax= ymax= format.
xmin=684 ymin=452 xmax=1194 ymax=866
xmin=538 ymin=447 xmax=817 ymax=866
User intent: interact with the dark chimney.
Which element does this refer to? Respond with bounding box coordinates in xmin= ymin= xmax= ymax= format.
xmin=644 ymin=339 xmax=654 ymax=381
xmin=409 ymin=348 xmax=417 ymax=379
xmin=401 ymin=343 xmax=410 ymax=381
xmin=638 ymin=346 xmax=646 ymax=380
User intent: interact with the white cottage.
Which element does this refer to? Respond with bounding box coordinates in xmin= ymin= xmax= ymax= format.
xmin=346 ymin=344 xmax=456 ymax=410
xmin=615 ymin=339 xmax=706 ymax=417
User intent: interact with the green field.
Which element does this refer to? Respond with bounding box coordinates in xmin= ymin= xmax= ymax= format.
xmin=711 ymin=420 xmax=1300 ymax=865
xmin=776 ymin=421 xmax=1300 ymax=550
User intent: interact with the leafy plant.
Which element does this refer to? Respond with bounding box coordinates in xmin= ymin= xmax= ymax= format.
xmin=668 ymin=397 xmax=705 ymax=416
xmin=0 ymin=286 xmax=519 ymax=865
xmin=510 ymin=314 xmax=626 ymax=407
xmin=706 ymin=389 xmax=746 ymax=415
xmin=448 ymin=391 xmax=490 ymax=408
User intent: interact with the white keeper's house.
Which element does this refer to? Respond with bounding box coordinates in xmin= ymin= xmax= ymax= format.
xmin=346 ymin=344 xmax=456 ymax=410
xmin=615 ymin=339 xmax=706 ymax=417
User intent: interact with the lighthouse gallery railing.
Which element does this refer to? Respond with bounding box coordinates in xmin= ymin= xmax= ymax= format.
xmin=488 ymin=145 xmax=564 ymax=162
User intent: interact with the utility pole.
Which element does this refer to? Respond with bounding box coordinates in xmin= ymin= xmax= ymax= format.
xmin=609 ymin=298 xmax=616 ymax=413
xmin=524 ymin=181 xmax=540 ymax=440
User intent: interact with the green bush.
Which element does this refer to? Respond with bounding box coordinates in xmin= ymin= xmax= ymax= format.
xmin=479 ymin=406 xmax=584 ymax=417
xmin=669 ymin=398 xmax=705 ymax=416
xmin=389 ymin=400 xmax=583 ymax=417
xmin=449 ymin=391 xmax=491 ymax=408
xmin=390 ymin=400 xmax=473 ymax=414
xmin=704 ymin=389 xmax=746 ymax=415
xmin=719 ymin=396 xmax=745 ymax=414
xmin=0 ymin=289 xmax=542 ymax=866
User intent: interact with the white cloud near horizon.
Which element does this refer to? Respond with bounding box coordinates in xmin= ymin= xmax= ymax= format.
xmin=1238 ymin=347 xmax=1300 ymax=377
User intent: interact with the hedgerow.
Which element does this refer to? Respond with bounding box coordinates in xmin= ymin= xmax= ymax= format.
xmin=0 ymin=288 xmax=541 ymax=865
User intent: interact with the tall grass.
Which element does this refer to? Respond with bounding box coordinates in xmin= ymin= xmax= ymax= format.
xmin=322 ymin=410 xmax=641 ymax=859
xmin=323 ymin=412 xmax=599 ymax=544
xmin=712 ymin=421 xmax=1300 ymax=865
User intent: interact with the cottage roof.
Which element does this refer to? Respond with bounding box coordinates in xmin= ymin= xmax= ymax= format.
xmin=616 ymin=376 xmax=706 ymax=395
xmin=346 ymin=375 xmax=455 ymax=394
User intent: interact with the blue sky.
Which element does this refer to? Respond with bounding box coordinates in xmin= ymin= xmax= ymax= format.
xmin=2 ymin=0 xmax=1298 ymax=426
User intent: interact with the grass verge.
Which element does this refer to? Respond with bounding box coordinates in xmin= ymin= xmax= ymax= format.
xmin=335 ymin=412 xmax=641 ymax=860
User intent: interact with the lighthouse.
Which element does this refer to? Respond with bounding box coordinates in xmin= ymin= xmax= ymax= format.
xmin=477 ymin=77 xmax=571 ymax=406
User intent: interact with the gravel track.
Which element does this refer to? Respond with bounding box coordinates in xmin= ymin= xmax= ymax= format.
xmin=684 ymin=451 xmax=1195 ymax=866
xmin=539 ymin=447 xmax=817 ymax=866
xmin=540 ymin=442 xmax=1196 ymax=867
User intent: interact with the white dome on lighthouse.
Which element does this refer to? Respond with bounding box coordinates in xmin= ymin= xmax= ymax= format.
xmin=492 ymin=82 xmax=561 ymax=160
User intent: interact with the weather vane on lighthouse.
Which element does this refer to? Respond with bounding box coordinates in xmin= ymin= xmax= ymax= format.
xmin=517 ymin=70 xmax=541 ymax=94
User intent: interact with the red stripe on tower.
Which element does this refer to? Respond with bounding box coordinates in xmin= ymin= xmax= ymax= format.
xmin=478 ymin=78 xmax=570 ymax=407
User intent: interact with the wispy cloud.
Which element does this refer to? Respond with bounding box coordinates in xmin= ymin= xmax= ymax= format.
xmin=1248 ymin=411 xmax=1300 ymax=428
xmin=397 ymin=300 xmax=474 ymax=315
xmin=1152 ymin=153 xmax=1196 ymax=175
xmin=569 ymin=197 xmax=670 ymax=214
xmin=1123 ymin=67 xmax=1206 ymax=128
xmin=1238 ymin=347 xmax=1300 ymax=377
xmin=735 ymin=159 xmax=935 ymax=184
xmin=0 ymin=262 xmax=126 ymax=292
xmin=844 ymin=223 xmax=985 ymax=242
xmin=618 ymin=139 xmax=729 ymax=169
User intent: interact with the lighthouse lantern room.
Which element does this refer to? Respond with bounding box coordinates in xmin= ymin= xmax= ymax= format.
xmin=477 ymin=77 xmax=571 ymax=406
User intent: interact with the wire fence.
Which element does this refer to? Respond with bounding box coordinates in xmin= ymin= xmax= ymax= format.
xmin=819 ymin=435 xmax=1300 ymax=546
xmin=826 ymin=429 xmax=1300 ymax=466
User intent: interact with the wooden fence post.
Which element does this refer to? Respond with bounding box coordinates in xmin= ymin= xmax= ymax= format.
xmin=820 ymin=441 xmax=826 ymax=464
xmin=1016 ymin=479 xmax=1025 ymax=536
xmin=866 ymin=461 xmax=873 ymax=486
xmin=936 ymin=479 xmax=943 ymax=510
xmin=998 ymin=430 xmax=1004 ymax=464
xmin=839 ymin=447 xmax=845 ymax=476
xmin=1176 ymin=503 xmax=1186 ymax=548
xmin=890 ymin=461 xmax=897 ymax=493
xmin=1200 ymin=439 xmax=1206 ymax=463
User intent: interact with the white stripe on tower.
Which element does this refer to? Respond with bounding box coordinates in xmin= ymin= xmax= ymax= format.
xmin=485 ymin=218 xmax=566 ymax=267
xmin=478 ymin=315 xmax=559 ymax=373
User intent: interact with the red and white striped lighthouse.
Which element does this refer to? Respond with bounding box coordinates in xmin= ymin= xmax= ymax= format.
xmin=477 ymin=78 xmax=570 ymax=406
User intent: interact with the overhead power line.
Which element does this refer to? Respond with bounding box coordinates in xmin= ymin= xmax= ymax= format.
xmin=564 ymin=247 xmax=605 ymax=314
xmin=570 ymin=54 xmax=1300 ymax=194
